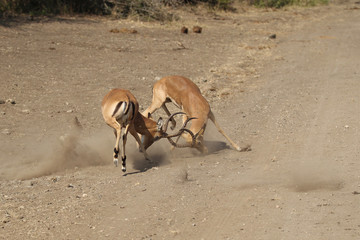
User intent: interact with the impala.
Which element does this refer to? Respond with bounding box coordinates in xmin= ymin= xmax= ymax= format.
xmin=142 ymin=76 xmax=242 ymax=154
xmin=101 ymin=88 xmax=195 ymax=172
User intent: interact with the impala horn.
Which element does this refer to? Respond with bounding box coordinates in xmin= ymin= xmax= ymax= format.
xmin=162 ymin=112 xmax=185 ymax=133
xmin=166 ymin=128 xmax=196 ymax=148
xmin=162 ymin=112 xmax=197 ymax=148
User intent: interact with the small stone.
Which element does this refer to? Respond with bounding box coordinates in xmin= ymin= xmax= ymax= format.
xmin=181 ymin=26 xmax=188 ymax=34
xmin=0 ymin=100 xmax=5 ymax=104
xmin=21 ymin=109 xmax=30 ymax=114
xmin=6 ymin=99 xmax=16 ymax=104
xmin=193 ymin=26 xmax=202 ymax=33
xmin=0 ymin=112 xmax=5 ymax=115
xmin=66 ymin=109 xmax=73 ymax=113
xmin=1 ymin=129 xmax=11 ymax=135
xmin=269 ymin=34 xmax=277 ymax=39
xmin=67 ymin=184 xmax=74 ymax=188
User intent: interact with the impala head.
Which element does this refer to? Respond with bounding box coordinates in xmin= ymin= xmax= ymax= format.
xmin=139 ymin=112 xmax=196 ymax=150
xmin=140 ymin=116 xmax=165 ymax=150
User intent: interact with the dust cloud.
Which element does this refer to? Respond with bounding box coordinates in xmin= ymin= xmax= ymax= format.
xmin=3 ymin=129 xmax=113 ymax=180
xmin=129 ymin=140 xmax=171 ymax=173
xmin=288 ymin=160 xmax=344 ymax=192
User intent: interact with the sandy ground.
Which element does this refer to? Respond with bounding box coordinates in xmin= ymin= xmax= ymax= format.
xmin=0 ymin=1 xmax=359 ymax=239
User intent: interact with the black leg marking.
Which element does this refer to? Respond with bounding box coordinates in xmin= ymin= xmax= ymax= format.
xmin=114 ymin=148 xmax=119 ymax=158
xmin=122 ymin=156 xmax=127 ymax=172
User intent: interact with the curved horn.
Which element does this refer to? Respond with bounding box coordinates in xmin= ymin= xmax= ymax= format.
xmin=162 ymin=112 xmax=186 ymax=132
xmin=163 ymin=117 xmax=197 ymax=138
xmin=180 ymin=117 xmax=197 ymax=129
xmin=166 ymin=128 xmax=196 ymax=148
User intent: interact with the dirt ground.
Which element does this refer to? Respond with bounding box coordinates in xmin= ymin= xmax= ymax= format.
xmin=1 ymin=1 xmax=359 ymax=239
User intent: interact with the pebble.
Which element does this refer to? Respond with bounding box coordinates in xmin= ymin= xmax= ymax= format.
xmin=1 ymin=129 xmax=11 ymax=135
xmin=269 ymin=34 xmax=277 ymax=39
xmin=6 ymin=99 xmax=16 ymax=104
xmin=21 ymin=109 xmax=30 ymax=114
xmin=0 ymin=99 xmax=5 ymax=104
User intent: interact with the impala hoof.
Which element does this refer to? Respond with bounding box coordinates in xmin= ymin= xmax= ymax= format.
xmin=114 ymin=159 xmax=118 ymax=167
xmin=239 ymin=144 xmax=251 ymax=152
xmin=122 ymin=166 xmax=126 ymax=172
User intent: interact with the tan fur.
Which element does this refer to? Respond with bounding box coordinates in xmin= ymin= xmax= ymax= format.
xmin=143 ymin=76 xmax=241 ymax=153
xmin=102 ymin=89 xmax=163 ymax=170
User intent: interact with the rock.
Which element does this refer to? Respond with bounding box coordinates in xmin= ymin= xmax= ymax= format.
xmin=111 ymin=28 xmax=138 ymax=34
xmin=193 ymin=26 xmax=202 ymax=33
xmin=181 ymin=26 xmax=188 ymax=34
xmin=0 ymin=112 xmax=5 ymax=115
xmin=110 ymin=28 xmax=120 ymax=33
xmin=21 ymin=109 xmax=30 ymax=114
xmin=218 ymin=88 xmax=232 ymax=97
xmin=0 ymin=100 xmax=5 ymax=104
xmin=1 ymin=129 xmax=11 ymax=135
xmin=6 ymin=99 xmax=16 ymax=104
xmin=269 ymin=34 xmax=277 ymax=39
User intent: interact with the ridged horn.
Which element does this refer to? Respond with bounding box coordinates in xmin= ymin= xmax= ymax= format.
xmin=162 ymin=112 xmax=186 ymax=132
xmin=166 ymin=128 xmax=196 ymax=148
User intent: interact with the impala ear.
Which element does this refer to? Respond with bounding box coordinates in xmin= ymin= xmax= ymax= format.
xmin=157 ymin=117 xmax=164 ymax=131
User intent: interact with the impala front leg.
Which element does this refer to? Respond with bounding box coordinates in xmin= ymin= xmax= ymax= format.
xmin=162 ymin=104 xmax=176 ymax=130
xmin=130 ymin=127 xmax=151 ymax=161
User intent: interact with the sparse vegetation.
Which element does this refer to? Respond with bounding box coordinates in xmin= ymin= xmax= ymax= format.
xmin=0 ymin=0 xmax=329 ymax=19
xmin=249 ymin=0 xmax=328 ymax=8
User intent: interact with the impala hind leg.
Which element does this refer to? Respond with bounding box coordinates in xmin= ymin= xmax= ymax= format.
xmin=113 ymin=124 xmax=123 ymax=167
xmin=208 ymin=111 xmax=241 ymax=151
xmin=119 ymin=124 xmax=131 ymax=172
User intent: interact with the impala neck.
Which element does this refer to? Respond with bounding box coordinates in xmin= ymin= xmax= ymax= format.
xmin=133 ymin=113 xmax=158 ymax=137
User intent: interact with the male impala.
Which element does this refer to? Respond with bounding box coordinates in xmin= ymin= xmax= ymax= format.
xmin=102 ymin=88 xmax=195 ymax=172
xmin=142 ymin=76 xmax=242 ymax=153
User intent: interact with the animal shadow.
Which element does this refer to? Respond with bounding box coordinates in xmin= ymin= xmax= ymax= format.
xmin=204 ymin=140 xmax=230 ymax=154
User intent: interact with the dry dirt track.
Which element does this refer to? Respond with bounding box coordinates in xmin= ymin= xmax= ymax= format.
xmin=0 ymin=2 xmax=360 ymax=240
